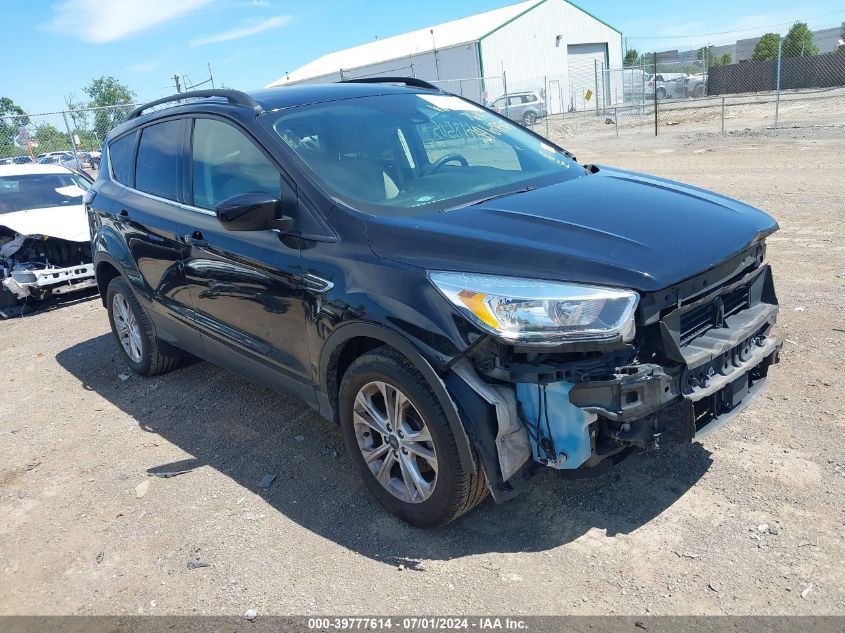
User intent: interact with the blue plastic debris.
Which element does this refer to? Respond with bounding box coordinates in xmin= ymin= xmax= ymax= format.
xmin=516 ymin=382 xmax=597 ymax=469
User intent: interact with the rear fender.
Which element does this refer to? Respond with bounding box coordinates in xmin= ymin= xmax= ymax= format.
xmin=92 ymin=226 xmax=146 ymax=301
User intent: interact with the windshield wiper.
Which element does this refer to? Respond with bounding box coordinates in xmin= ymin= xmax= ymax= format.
xmin=442 ymin=186 xmax=536 ymax=212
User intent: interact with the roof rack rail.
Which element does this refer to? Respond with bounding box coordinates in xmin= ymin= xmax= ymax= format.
xmin=126 ymin=89 xmax=263 ymax=120
xmin=338 ymin=77 xmax=442 ymax=92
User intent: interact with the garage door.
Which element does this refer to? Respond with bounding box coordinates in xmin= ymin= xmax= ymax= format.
xmin=567 ymin=43 xmax=606 ymax=112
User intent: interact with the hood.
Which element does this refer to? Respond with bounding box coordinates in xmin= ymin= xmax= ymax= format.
xmin=0 ymin=204 xmax=90 ymax=243
xmin=366 ymin=167 xmax=778 ymax=292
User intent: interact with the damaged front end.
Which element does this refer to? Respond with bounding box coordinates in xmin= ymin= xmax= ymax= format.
xmin=0 ymin=228 xmax=95 ymax=314
xmin=440 ymin=247 xmax=782 ymax=502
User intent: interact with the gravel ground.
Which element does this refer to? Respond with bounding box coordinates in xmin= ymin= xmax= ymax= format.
xmin=1 ymin=128 xmax=843 ymax=616
xmin=541 ymin=88 xmax=845 ymax=141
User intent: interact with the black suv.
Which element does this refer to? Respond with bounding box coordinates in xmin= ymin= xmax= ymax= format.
xmin=87 ymin=79 xmax=782 ymax=526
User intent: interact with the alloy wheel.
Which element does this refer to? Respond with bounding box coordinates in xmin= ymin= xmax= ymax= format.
xmin=352 ymin=381 xmax=438 ymax=503
xmin=112 ymin=292 xmax=143 ymax=363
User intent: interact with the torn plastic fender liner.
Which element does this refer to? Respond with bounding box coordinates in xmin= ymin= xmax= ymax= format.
xmin=442 ymin=363 xmax=539 ymax=503
xmin=516 ymin=382 xmax=597 ymax=470
xmin=450 ymin=361 xmax=530 ymax=481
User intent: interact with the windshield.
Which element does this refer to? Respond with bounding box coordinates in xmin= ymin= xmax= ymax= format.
xmin=0 ymin=173 xmax=90 ymax=214
xmin=264 ymin=93 xmax=580 ymax=215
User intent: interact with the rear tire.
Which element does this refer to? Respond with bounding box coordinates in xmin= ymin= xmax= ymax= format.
xmin=338 ymin=346 xmax=487 ymax=527
xmin=105 ymin=277 xmax=184 ymax=376
xmin=657 ymin=87 xmax=667 ymax=100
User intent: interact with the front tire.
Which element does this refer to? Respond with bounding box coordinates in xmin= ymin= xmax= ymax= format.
xmin=338 ymin=347 xmax=487 ymax=527
xmin=105 ymin=277 xmax=184 ymax=376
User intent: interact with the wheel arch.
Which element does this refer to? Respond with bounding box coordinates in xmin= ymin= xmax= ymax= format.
xmin=319 ymin=322 xmax=476 ymax=472
xmin=92 ymin=226 xmax=146 ymax=303
xmin=95 ymin=259 xmax=122 ymax=306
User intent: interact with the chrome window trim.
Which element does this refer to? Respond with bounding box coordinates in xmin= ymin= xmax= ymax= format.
xmin=111 ymin=179 xmax=215 ymax=216
xmin=106 ymin=114 xmax=282 ymax=219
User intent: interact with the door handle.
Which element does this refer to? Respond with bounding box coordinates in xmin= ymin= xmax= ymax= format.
xmin=184 ymin=231 xmax=208 ymax=248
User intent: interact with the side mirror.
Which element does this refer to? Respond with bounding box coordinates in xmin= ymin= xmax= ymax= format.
xmin=214 ymin=192 xmax=293 ymax=233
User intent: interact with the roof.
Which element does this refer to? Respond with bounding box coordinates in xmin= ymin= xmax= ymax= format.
xmin=267 ymin=0 xmax=540 ymax=87
xmin=110 ymin=83 xmax=439 ymax=137
xmin=249 ymin=82 xmax=437 ymax=110
xmin=0 ymin=164 xmax=73 ymax=177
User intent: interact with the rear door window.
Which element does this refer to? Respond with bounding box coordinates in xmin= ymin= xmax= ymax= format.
xmin=135 ymin=120 xmax=184 ymax=201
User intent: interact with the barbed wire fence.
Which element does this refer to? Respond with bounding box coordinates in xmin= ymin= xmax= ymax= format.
xmin=2 ymin=27 xmax=845 ymax=165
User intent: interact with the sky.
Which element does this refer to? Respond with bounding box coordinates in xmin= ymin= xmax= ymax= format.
xmin=3 ymin=0 xmax=845 ymax=113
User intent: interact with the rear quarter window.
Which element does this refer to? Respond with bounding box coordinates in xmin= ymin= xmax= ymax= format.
xmin=109 ymin=132 xmax=137 ymax=186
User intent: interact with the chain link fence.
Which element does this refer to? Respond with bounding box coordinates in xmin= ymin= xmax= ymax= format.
xmin=421 ymin=44 xmax=845 ymax=144
xmin=0 ymin=103 xmax=138 ymax=172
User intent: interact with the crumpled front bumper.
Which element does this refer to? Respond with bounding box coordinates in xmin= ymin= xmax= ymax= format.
xmin=444 ymin=263 xmax=782 ymax=503
xmin=2 ymin=263 xmax=96 ymax=298
xmin=569 ymin=266 xmax=782 ymax=447
xmin=569 ymin=336 xmax=781 ymax=447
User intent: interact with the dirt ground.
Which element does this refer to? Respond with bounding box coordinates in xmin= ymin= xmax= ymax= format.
xmin=1 ymin=128 xmax=843 ymax=617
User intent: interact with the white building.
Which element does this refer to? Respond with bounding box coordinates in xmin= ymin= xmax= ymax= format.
xmin=266 ymin=0 xmax=623 ymax=114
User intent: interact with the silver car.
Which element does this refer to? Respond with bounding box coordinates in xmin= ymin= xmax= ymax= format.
xmin=37 ymin=152 xmax=86 ymax=172
xmin=488 ymin=91 xmax=548 ymax=126
xmin=647 ymin=73 xmax=688 ymax=100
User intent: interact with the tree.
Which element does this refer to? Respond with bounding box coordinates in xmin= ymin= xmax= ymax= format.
xmin=698 ymin=46 xmax=714 ymax=67
xmin=82 ymin=76 xmax=136 ymax=141
xmin=624 ymin=48 xmax=639 ymax=66
xmin=33 ymin=123 xmax=70 ymax=154
xmin=751 ymin=33 xmax=781 ymax=61
xmin=64 ymin=93 xmax=89 ymax=132
xmin=0 ymin=97 xmax=30 ymax=159
xmin=839 ymin=26 xmax=845 ymax=52
xmin=782 ymin=22 xmax=818 ymax=57
xmin=713 ymin=53 xmax=733 ymax=67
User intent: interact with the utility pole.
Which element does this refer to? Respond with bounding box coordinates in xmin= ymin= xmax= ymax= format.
xmin=172 ymin=74 xmax=182 ymax=93
xmin=775 ymin=37 xmax=783 ymax=128
xmin=208 ymin=63 xmax=215 ymax=89
xmin=61 ymin=111 xmax=81 ymax=168
xmin=431 ymin=29 xmax=440 ymax=80
xmin=653 ymin=52 xmax=658 ymax=136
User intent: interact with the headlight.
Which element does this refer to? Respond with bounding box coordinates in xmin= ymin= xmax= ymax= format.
xmin=429 ymin=272 xmax=639 ymax=344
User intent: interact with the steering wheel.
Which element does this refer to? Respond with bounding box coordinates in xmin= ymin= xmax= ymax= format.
xmin=424 ymin=153 xmax=469 ymax=175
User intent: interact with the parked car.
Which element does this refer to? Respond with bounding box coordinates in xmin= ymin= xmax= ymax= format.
xmin=37 ymin=151 xmax=71 ymax=162
xmin=488 ymin=91 xmax=547 ymax=125
xmin=0 ymin=164 xmax=95 ymax=315
xmin=37 ymin=152 xmax=87 ymax=171
xmin=0 ymin=155 xmax=36 ymax=165
xmin=82 ymin=150 xmax=102 ymax=169
xmin=686 ymin=73 xmax=707 ymax=98
xmin=621 ymin=68 xmax=652 ymax=103
xmin=87 ymin=80 xmax=782 ymax=526
xmin=647 ymin=73 xmax=688 ymax=100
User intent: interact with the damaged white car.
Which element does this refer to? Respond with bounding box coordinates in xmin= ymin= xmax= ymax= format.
xmin=0 ymin=164 xmax=95 ymax=316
